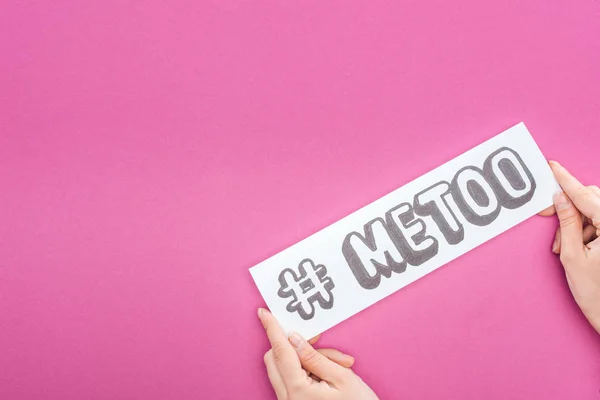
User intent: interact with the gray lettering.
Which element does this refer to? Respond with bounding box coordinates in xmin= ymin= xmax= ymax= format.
xmin=451 ymin=166 xmax=500 ymax=226
xmin=414 ymin=182 xmax=464 ymax=245
xmin=484 ymin=147 xmax=536 ymax=209
xmin=386 ymin=203 xmax=439 ymax=266
xmin=342 ymin=218 xmax=406 ymax=290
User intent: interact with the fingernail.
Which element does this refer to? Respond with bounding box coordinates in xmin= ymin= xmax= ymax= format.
xmin=289 ymin=332 xmax=306 ymax=349
xmin=258 ymin=308 xmax=265 ymax=318
xmin=549 ymin=160 xmax=561 ymax=168
xmin=554 ymin=192 xmax=570 ymax=211
xmin=552 ymin=238 xmax=558 ymax=253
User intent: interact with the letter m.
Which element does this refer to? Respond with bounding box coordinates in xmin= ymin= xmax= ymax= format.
xmin=342 ymin=218 xmax=407 ymax=290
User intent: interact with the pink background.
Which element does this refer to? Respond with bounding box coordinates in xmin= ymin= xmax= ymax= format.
xmin=1 ymin=1 xmax=600 ymax=399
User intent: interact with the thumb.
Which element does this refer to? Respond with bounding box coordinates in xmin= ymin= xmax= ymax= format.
xmin=554 ymin=191 xmax=584 ymax=263
xmin=289 ymin=332 xmax=351 ymax=384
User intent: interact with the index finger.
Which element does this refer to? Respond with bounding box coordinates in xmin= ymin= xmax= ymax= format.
xmin=538 ymin=205 xmax=556 ymax=217
xmin=550 ymin=161 xmax=600 ymax=225
xmin=258 ymin=308 xmax=303 ymax=385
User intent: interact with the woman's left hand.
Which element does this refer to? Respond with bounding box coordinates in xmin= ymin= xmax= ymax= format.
xmin=258 ymin=308 xmax=379 ymax=400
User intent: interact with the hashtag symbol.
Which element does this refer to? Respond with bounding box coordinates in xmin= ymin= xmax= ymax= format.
xmin=277 ymin=259 xmax=335 ymax=320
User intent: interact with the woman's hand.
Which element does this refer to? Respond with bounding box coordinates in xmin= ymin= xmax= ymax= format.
xmin=258 ymin=308 xmax=379 ymax=400
xmin=541 ymin=161 xmax=600 ymax=333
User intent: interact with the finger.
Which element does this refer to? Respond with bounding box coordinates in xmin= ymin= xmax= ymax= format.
xmin=263 ymin=350 xmax=288 ymax=399
xmin=318 ymin=349 xmax=355 ymax=368
xmin=591 ymin=185 xmax=600 ymax=236
xmin=587 ymin=237 xmax=600 ymax=250
xmin=583 ymin=225 xmax=597 ymax=244
xmin=539 ymin=185 xmax=600 ymax=217
xmin=289 ymin=332 xmax=351 ymax=385
xmin=552 ymin=228 xmax=561 ymax=254
xmin=553 ymin=191 xmax=585 ymax=264
xmin=538 ymin=205 xmax=556 ymax=217
xmin=581 ymin=184 xmax=600 ymax=233
xmin=552 ymin=221 xmax=597 ymax=254
xmin=308 ymin=334 xmax=321 ymax=345
xmin=258 ymin=309 xmax=303 ymax=386
xmin=581 ymin=185 xmax=600 ymax=227
xmin=550 ymin=161 xmax=600 ymax=228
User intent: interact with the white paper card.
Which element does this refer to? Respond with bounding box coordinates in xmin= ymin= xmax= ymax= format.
xmin=250 ymin=123 xmax=560 ymax=339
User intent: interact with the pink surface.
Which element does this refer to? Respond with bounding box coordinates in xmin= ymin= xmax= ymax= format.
xmin=1 ymin=1 xmax=600 ymax=399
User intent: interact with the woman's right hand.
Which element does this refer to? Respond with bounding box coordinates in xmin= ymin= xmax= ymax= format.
xmin=541 ymin=161 xmax=600 ymax=333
